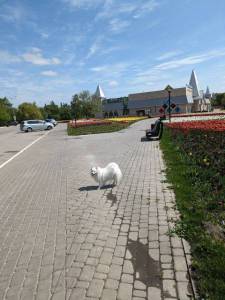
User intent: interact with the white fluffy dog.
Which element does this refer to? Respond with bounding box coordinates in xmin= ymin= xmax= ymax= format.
xmin=91 ymin=162 xmax=122 ymax=189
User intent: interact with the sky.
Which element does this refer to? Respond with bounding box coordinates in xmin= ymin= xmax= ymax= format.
xmin=1 ymin=0 xmax=225 ymax=107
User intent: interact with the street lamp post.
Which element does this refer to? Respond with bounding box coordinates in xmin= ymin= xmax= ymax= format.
xmin=165 ymin=85 xmax=173 ymax=123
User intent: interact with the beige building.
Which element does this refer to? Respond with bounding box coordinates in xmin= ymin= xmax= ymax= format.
xmin=128 ymin=86 xmax=193 ymax=116
xmin=103 ymin=86 xmax=193 ymax=117
xmin=102 ymin=70 xmax=211 ymax=117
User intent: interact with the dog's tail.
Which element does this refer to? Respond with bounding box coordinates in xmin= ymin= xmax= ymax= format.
xmin=116 ymin=168 xmax=123 ymax=185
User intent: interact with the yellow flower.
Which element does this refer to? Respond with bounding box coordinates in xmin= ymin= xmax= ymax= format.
xmin=108 ymin=116 xmax=147 ymax=122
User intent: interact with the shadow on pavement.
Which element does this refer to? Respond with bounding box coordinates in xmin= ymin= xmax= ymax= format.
xmin=79 ymin=184 xmax=114 ymax=191
xmin=141 ymin=137 xmax=150 ymax=142
xmin=141 ymin=137 xmax=159 ymax=142
xmin=127 ymin=239 xmax=161 ymax=288
xmin=107 ymin=191 xmax=117 ymax=207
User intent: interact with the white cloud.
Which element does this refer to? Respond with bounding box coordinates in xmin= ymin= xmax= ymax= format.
xmin=41 ymin=70 xmax=58 ymax=77
xmin=0 ymin=3 xmax=26 ymax=23
xmin=91 ymin=65 xmax=108 ymax=72
xmin=96 ymin=0 xmax=159 ymax=20
xmin=86 ymin=36 xmax=103 ymax=59
xmin=109 ymin=18 xmax=130 ymax=33
xmin=90 ymin=62 xmax=130 ymax=79
xmin=133 ymin=0 xmax=159 ymax=18
xmin=40 ymin=32 xmax=49 ymax=39
xmin=22 ymin=48 xmax=61 ymax=66
xmin=108 ymin=80 xmax=118 ymax=87
xmin=154 ymin=50 xmax=225 ymax=71
xmin=63 ymin=0 xmax=103 ymax=9
xmin=157 ymin=51 xmax=182 ymax=61
xmin=129 ymin=49 xmax=225 ymax=90
xmin=0 ymin=50 xmax=21 ymax=64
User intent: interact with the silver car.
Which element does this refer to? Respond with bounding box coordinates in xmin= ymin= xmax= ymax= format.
xmin=20 ymin=120 xmax=54 ymax=132
xmin=45 ymin=118 xmax=57 ymax=126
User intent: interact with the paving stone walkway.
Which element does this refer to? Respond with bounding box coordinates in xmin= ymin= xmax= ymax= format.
xmin=0 ymin=120 xmax=195 ymax=300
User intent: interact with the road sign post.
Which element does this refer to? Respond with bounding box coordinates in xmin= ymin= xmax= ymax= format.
xmin=165 ymin=85 xmax=173 ymax=122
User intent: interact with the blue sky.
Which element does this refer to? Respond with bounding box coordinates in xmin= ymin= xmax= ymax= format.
xmin=1 ymin=0 xmax=225 ymax=106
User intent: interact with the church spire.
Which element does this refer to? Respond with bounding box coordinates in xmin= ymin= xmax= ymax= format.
xmin=189 ymin=70 xmax=200 ymax=98
xmin=205 ymin=86 xmax=211 ymax=98
xmin=95 ymin=84 xmax=105 ymax=99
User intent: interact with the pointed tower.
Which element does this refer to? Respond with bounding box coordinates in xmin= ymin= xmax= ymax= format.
xmin=205 ymin=86 xmax=211 ymax=99
xmin=189 ymin=70 xmax=200 ymax=98
xmin=95 ymin=84 xmax=105 ymax=99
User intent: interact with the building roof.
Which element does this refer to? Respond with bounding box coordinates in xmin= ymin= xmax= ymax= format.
xmin=95 ymin=84 xmax=105 ymax=98
xmin=205 ymin=86 xmax=211 ymax=98
xmin=189 ymin=70 xmax=200 ymax=98
xmin=128 ymin=87 xmax=188 ymax=101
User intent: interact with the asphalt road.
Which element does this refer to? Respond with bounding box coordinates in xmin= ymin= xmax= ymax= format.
xmin=0 ymin=125 xmax=51 ymax=166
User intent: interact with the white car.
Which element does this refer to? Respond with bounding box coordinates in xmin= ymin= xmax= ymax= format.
xmin=20 ymin=120 xmax=54 ymax=132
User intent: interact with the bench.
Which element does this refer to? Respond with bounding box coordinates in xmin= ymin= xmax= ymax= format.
xmin=146 ymin=119 xmax=164 ymax=140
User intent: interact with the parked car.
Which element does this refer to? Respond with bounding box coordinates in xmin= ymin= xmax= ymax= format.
xmin=0 ymin=120 xmax=18 ymax=127
xmin=7 ymin=120 xmax=18 ymax=126
xmin=20 ymin=120 xmax=54 ymax=132
xmin=45 ymin=118 xmax=57 ymax=126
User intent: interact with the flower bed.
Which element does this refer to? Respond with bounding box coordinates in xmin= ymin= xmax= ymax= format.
xmin=161 ymin=124 xmax=225 ymax=298
xmin=69 ymin=119 xmax=112 ymax=128
xmin=108 ymin=116 xmax=147 ymax=122
xmin=166 ymin=119 xmax=225 ymax=132
xmin=171 ymin=112 xmax=225 ymax=118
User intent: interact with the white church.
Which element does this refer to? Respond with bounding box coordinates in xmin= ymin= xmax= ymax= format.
xmin=189 ymin=70 xmax=212 ymax=113
xmin=96 ymin=70 xmax=212 ymax=117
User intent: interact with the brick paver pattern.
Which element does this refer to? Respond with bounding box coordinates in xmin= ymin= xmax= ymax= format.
xmin=0 ymin=121 xmax=194 ymax=300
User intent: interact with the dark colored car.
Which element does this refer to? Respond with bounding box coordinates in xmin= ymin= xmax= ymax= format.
xmin=0 ymin=120 xmax=18 ymax=127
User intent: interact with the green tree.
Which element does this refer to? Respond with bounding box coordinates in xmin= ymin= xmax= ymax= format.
xmin=39 ymin=107 xmax=48 ymax=119
xmin=43 ymin=101 xmax=60 ymax=120
xmin=220 ymin=94 xmax=225 ymax=108
xmin=71 ymin=94 xmax=83 ymax=119
xmin=79 ymin=90 xmax=91 ymax=102
xmin=122 ymin=97 xmax=129 ymax=115
xmin=82 ymin=101 xmax=94 ymax=118
xmin=71 ymin=90 xmax=103 ymax=119
xmin=59 ymin=102 xmax=71 ymax=120
xmin=0 ymin=104 xmax=11 ymax=124
xmin=0 ymin=97 xmax=16 ymax=123
xmin=91 ymin=94 xmax=102 ymax=115
xmin=212 ymin=93 xmax=225 ymax=107
xmin=16 ymin=102 xmax=43 ymax=121
xmin=0 ymin=97 xmax=12 ymax=108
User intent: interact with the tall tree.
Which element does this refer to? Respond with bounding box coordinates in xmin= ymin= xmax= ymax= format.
xmin=82 ymin=101 xmax=94 ymax=118
xmin=91 ymin=94 xmax=102 ymax=115
xmin=59 ymin=102 xmax=71 ymax=120
xmin=0 ymin=104 xmax=11 ymax=124
xmin=71 ymin=94 xmax=83 ymax=119
xmin=0 ymin=97 xmax=12 ymax=108
xmin=43 ymin=101 xmax=60 ymax=120
xmin=16 ymin=102 xmax=43 ymax=121
xmin=79 ymin=90 xmax=91 ymax=102
xmin=0 ymin=97 xmax=16 ymax=123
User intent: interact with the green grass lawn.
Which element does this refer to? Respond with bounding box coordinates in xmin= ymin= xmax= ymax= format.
xmin=160 ymin=128 xmax=225 ymax=299
xmin=67 ymin=121 xmax=135 ymax=136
